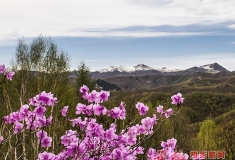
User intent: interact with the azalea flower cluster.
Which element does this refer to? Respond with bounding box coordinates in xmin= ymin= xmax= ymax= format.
xmin=2 ymin=83 xmax=188 ymax=160
xmin=37 ymin=86 xmax=188 ymax=159
xmin=0 ymin=64 xmax=15 ymax=81
xmin=0 ymin=64 xmax=15 ymax=144
xmin=3 ymin=92 xmax=57 ymax=147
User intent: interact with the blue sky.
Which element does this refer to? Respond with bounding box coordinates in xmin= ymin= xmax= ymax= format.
xmin=0 ymin=0 xmax=235 ymax=71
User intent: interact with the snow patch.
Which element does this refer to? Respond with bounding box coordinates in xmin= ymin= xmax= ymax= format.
xmin=157 ymin=67 xmax=183 ymax=73
xmin=199 ymin=64 xmax=220 ymax=73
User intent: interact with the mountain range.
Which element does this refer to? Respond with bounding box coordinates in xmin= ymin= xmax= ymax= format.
xmin=89 ymin=63 xmax=234 ymax=91
xmin=92 ymin=63 xmax=228 ymax=79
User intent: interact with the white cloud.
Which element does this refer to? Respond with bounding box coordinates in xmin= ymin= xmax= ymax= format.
xmin=65 ymin=30 xmax=213 ymax=38
xmin=228 ymin=24 xmax=235 ymax=29
xmin=1 ymin=0 xmax=235 ymax=44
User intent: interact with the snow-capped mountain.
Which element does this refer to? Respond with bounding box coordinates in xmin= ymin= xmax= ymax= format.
xmin=98 ymin=64 xmax=154 ymax=73
xmin=199 ymin=63 xmax=228 ymax=73
xmin=92 ymin=63 xmax=229 ymax=79
xmin=97 ymin=64 xmax=181 ymax=73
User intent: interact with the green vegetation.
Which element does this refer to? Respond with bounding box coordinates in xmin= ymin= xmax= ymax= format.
xmin=1 ymin=36 xmax=235 ymax=159
xmin=75 ymin=61 xmax=96 ymax=92
xmin=196 ymin=119 xmax=218 ymax=150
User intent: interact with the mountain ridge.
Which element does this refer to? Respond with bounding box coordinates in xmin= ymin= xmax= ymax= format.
xmin=95 ymin=71 xmax=235 ymax=91
xmin=92 ymin=63 xmax=229 ymax=79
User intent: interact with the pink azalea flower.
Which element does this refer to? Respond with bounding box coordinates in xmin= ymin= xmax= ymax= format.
xmin=40 ymin=136 xmax=52 ymax=148
xmin=136 ymin=102 xmax=149 ymax=115
xmin=99 ymin=90 xmax=110 ymax=102
xmin=93 ymin=104 xmax=107 ymax=116
xmin=38 ymin=151 xmax=55 ymax=160
xmin=105 ymin=127 xmax=118 ymax=141
xmin=36 ymin=116 xmax=47 ymax=128
xmin=165 ymin=108 xmax=173 ymax=118
xmin=29 ymin=97 xmax=39 ymax=106
xmin=136 ymin=147 xmax=144 ymax=154
xmin=6 ymin=70 xmax=15 ymax=81
xmin=108 ymin=107 xmax=122 ymax=119
xmin=171 ymin=93 xmax=184 ymax=105
xmin=161 ymin=139 xmax=177 ymax=152
xmin=54 ymin=152 xmax=67 ymax=160
xmin=86 ymin=90 xmax=100 ymax=103
xmin=10 ymin=112 xmax=20 ymax=122
xmin=140 ymin=115 xmax=156 ymax=135
xmin=0 ymin=64 xmax=6 ymax=74
xmin=147 ymin=148 xmax=158 ymax=159
xmin=13 ymin=121 xmax=24 ymax=134
xmin=167 ymin=138 xmax=177 ymax=150
xmin=25 ymin=114 xmax=37 ymax=130
xmin=34 ymin=105 xmax=46 ymax=117
xmin=79 ymin=85 xmax=89 ymax=95
xmin=60 ymin=130 xmax=77 ymax=147
xmin=70 ymin=117 xmax=82 ymax=127
xmin=75 ymin=103 xmax=87 ymax=115
xmin=118 ymin=102 xmax=126 ymax=119
xmin=126 ymin=128 xmax=138 ymax=145
xmin=3 ymin=115 xmax=12 ymax=124
xmin=157 ymin=105 xmax=164 ymax=117
xmin=29 ymin=91 xmax=57 ymax=106
xmin=86 ymin=121 xmax=104 ymax=137
xmin=61 ymin=106 xmax=69 ymax=117
xmin=37 ymin=91 xmax=57 ymax=106
xmin=85 ymin=104 xmax=93 ymax=116
xmin=19 ymin=105 xmax=29 ymax=119
xmin=111 ymin=148 xmax=124 ymax=159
